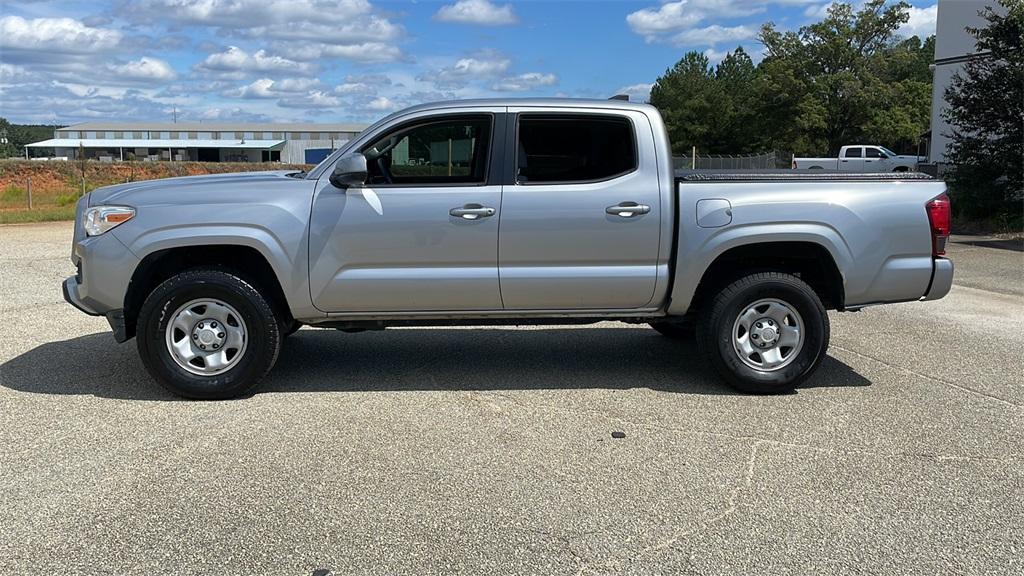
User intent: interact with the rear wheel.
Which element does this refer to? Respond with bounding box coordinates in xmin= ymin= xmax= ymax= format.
xmin=697 ymin=272 xmax=829 ymax=394
xmin=136 ymin=268 xmax=281 ymax=399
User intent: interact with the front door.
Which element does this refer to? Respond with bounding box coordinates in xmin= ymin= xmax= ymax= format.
xmin=309 ymin=111 xmax=504 ymax=312
xmin=498 ymin=109 xmax=663 ymax=310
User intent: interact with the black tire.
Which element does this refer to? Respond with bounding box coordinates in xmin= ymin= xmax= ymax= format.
xmin=697 ymin=272 xmax=829 ymax=394
xmin=649 ymin=320 xmax=694 ymax=339
xmin=136 ymin=268 xmax=281 ymax=399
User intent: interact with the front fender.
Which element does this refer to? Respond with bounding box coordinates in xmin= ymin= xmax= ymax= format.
xmin=112 ymin=211 xmax=317 ymax=319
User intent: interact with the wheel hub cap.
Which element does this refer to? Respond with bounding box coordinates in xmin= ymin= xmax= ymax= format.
xmin=732 ymin=298 xmax=805 ymax=372
xmin=750 ymin=318 xmax=779 ymax=347
xmin=166 ymin=299 xmax=248 ymax=376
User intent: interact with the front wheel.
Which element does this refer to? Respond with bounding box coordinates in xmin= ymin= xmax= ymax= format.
xmin=136 ymin=268 xmax=282 ymax=399
xmin=697 ymin=272 xmax=829 ymax=394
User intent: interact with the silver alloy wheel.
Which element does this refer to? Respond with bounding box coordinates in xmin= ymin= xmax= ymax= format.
xmin=165 ymin=298 xmax=248 ymax=376
xmin=731 ymin=298 xmax=804 ymax=372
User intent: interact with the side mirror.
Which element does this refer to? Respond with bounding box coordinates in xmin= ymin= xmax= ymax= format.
xmin=329 ymin=153 xmax=368 ymax=189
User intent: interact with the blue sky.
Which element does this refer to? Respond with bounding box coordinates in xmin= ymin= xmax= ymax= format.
xmin=0 ymin=0 xmax=938 ymax=125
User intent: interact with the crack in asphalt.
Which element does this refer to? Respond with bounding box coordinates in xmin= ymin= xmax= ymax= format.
xmin=478 ymin=387 xmax=1017 ymax=573
xmin=832 ymin=344 xmax=1020 ymax=409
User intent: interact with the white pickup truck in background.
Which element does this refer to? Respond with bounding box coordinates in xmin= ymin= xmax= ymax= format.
xmin=793 ymin=145 xmax=925 ymax=172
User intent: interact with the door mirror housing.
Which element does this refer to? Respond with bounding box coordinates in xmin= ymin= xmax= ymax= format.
xmin=329 ymin=153 xmax=368 ymax=189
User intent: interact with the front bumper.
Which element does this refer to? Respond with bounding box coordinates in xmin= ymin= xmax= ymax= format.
xmin=63 ymin=276 xmax=100 ymax=316
xmin=923 ymin=257 xmax=954 ymax=301
xmin=63 ymin=277 xmax=130 ymax=342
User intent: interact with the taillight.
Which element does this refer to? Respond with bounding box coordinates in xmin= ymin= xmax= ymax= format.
xmin=926 ymin=193 xmax=951 ymax=256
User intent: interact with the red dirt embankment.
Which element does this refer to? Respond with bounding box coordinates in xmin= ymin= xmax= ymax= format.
xmin=0 ymin=160 xmax=309 ymax=196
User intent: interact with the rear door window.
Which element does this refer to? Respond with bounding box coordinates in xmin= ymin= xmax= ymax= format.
xmin=516 ymin=115 xmax=636 ymax=184
xmin=844 ymin=147 xmax=863 ymax=158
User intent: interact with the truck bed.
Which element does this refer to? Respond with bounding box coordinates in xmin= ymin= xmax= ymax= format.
xmin=675 ymin=170 xmax=935 ymax=182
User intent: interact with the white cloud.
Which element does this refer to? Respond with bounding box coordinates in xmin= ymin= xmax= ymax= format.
xmin=364 ymin=96 xmax=398 ymax=111
xmin=0 ymin=15 xmax=121 ymax=53
xmin=318 ymin=43 xmax=404 ymax=63
xmin=803 ymin=2 xmax=834 ymax=19
xmin=900 ymin=4 xmax=937 ymax=39
xmin=672 ymin=24 xmax=756 ymax=45
xmin=249 ymin=16 xmax=403 ymax=45
xmin=435 ymin=0 xmax=517 ymax=26
xmin=448 ymin=57 xmax=512 ymax=76
xmin=196 ymin=46 xmax=315 ymax=75
xmin=627 ymin=0 xmax=820 ymax=45
xmin=108 ymin=57 xmax=178 ymax=81
xmin=491 ymin=72 xmax=558 ymax=92
xmin=197 ymin=107 xmax=273 ymax=122
xmin=278 ymin=90 xmax=343 ymax=109
xmin=228 ymin=77 xmax=322 ymax=98
xmin=614 ymin=83 xmax=654 ymax=102
xmin=423 ymin=54 xmax=512 ymax=88
xmin=627 ymin=0 xmax=703 ymax=40
xmin=131 ymin=0 xmax=373 ymax=28
xmin=703 ymin=47 xmax=731 ymax=64
xmin=0 ymin=63 xmax=29 ymax=82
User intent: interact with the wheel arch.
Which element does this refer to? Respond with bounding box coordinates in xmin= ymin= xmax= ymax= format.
xmin=669 ymin=236 xmax=848 ymax=317
xmin=123 ymin=244 xmax=294 ymax=341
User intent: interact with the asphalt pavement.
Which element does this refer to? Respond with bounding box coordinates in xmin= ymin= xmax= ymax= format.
xmin=1 ymin=222 xmax=1021 ymax=575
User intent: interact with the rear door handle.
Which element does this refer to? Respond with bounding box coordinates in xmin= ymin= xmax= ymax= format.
xmin=449 ymin=204 xmax=495 ymax=220
xmin=606 ymin=202 xmax=650 ymax=218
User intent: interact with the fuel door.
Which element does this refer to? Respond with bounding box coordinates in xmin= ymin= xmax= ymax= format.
xmin=696 ymin=198 xmax=732 ymax=228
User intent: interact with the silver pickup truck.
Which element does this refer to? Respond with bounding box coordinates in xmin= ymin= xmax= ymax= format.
xmin=64 ymin=98 xmax=953 ymax=399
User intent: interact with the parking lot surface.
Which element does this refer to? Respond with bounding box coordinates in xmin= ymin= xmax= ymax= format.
xmin=1 ymin=222 xmax=1021 ymax=575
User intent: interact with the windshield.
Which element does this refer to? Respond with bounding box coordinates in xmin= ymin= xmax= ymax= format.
xmin=879 ymin=146 xmax=898 ymax=157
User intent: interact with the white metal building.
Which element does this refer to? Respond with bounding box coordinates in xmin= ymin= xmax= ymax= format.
xmin=928 ymin=0 xmax=1008 ymax=165
xmin=26 ymin=122 xmax=367 ymax=164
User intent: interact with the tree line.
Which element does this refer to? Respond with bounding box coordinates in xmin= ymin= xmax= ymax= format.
xmin=0 ymin=119 xmax=56 ymax=159
xmin=649 ymin=0 xmax=933 ymax=157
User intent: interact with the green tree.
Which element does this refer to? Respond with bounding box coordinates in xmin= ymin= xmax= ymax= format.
xmin=648 ymin=1 xmax=932 ymax=158
xmin=943 ymin=0 xmax=1024 ymax=220
xmin=758 ymin=0 xmax=918 ymax=154
xmin=710 ymin=47 xmax=758 ymax=153
xmin=649 ymin=51 xmax=717 ymax=155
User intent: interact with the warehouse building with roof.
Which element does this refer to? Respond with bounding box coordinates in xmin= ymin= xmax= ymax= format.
xmin=26 ymin=122 xmax=368 ymax=164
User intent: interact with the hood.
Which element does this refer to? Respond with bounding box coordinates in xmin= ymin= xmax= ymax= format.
xmin=87 ymin=170 xmax=306 ymax=207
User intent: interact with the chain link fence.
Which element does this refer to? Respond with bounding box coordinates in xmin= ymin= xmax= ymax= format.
xmin=672 ymin=151 xmax=792 ymax=170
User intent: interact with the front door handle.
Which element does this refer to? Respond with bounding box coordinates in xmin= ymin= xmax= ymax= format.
xmin=606 ymin=202 xmax=650 ymax=218
xmin=450 ymin=204 xmax=495 ymax=220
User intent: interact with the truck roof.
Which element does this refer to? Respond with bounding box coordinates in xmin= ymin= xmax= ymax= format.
xmin=386 ymin=98 xmax=658 ymax=115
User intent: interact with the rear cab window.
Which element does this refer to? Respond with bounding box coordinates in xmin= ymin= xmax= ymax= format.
xmin=516 ymin=114 xmax=637 ymax=184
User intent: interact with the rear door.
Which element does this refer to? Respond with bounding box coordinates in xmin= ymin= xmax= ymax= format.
xmin=839 ymin=147 xmax=863 ymax=171
xmin=497 ymin=108 xmax=662 ymax=310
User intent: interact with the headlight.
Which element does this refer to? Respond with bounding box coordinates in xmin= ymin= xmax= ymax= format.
xmin=83 ymin=206 xmax=135 ymax=236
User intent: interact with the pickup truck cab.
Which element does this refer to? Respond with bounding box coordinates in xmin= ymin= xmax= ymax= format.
xmin=64 ymin=99 xmax=953 ymax=399
xmin=794 ymin=145 xmax=924 ymax=172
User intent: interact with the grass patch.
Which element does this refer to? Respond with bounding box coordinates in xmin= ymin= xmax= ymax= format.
xmin=55 ymin=193 xmax=79 ymax=207
xmin=2 ymin=185 xmax=25 ymax=202
xmin=0 ymin=206 xmax=77 ymax=224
